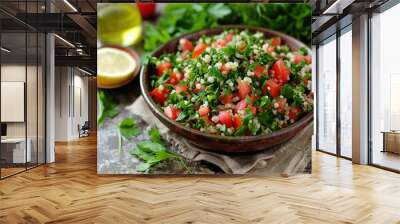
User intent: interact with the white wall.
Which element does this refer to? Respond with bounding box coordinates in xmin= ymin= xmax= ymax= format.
xmin=54 ymin=67 xmax=89 ymax=141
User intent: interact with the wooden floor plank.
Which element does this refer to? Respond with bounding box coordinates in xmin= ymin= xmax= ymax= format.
xmin=0 ymin=135 xmax=400 ymax=223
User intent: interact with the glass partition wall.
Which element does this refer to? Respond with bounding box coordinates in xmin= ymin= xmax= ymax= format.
xmin=339 ymin=26 xmax=352 ymax=159
xmin=317 ymin=35 xmax=337 ymax=155
xmin=316 ymin=26 xmax=353 ymax=159
xmin=370 ymin=3 xmax=400 ymax=171
xmin=0 ymin=4 xmax=46 ymax=179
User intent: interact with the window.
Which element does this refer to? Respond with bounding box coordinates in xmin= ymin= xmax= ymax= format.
xmin=370 ymin=3 xmax=400 ymax=171
xmin=339 ymin=27 xmax=352 ymax=158
xmin=317 ymin=35 xmax=337 ymax=154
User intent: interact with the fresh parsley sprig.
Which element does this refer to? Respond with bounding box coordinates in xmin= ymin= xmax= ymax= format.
xmin=97 ymin=90 xmax=119 ymax=127
xmin=117 ymin=118 xmax=141 ymax=152
xmin=129 ymin=127 xmax=191 ymax=173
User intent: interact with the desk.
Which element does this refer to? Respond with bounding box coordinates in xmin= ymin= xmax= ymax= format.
xmin=382 ymin=131 xmax=400 ymax=154
xmin=1 ymin=138 xmax=31 ymax=163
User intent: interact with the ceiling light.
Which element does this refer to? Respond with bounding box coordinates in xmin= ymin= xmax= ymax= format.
xmin=323 ymin=0 xmax=341 ymax=14
xmin=322 ymin=0 xmax=355 ymax=15
xmin=63 ymin=0 xmax=78 ymax=12
xmin=78 ymin=67 xmax=93 ymax=76
xmin=54 ymin=34 xmax=75 ymax=48
xmin=1 ymin=47 xmax=11 ymax=53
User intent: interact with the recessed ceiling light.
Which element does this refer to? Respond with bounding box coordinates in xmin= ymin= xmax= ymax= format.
xmin=54 ymin=34 xmax=75 ymax=48
xmin=63 ymin=0 xmax=78 ymax=12
xmin=1 ymin=47 xmax=11 ymax=53
xmin=78 ymin=67 xmax=93 ymax=76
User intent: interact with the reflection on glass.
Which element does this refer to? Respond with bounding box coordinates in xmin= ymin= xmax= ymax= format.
xmin=317 ymin=36 xmax=337 ymax=154
xmin=1 ymin=32 xmax=27 ymax=177
xmin=340 ymin=28 xmax=352 ymax=158
xmin=371 ymin=3 xmax=400 ymax=171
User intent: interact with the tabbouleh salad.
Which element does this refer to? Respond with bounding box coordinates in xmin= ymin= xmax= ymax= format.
xmin=148 ymin=29 xmax=313 ymax=137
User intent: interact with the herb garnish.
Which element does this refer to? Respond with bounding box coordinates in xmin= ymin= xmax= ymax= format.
xmin=97 ymin=90 xmax=119 ymax=126
xmin=117 ymin=118 xmax=141 ymax=152
xmin=129 ymin=127 xmax=191 ymax=173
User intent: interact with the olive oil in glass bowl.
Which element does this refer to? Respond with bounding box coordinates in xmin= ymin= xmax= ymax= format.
xmin=98 ymin=3 xmax=143 ymax=47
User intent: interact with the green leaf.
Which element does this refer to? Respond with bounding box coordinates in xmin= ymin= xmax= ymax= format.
xmin=136 ymin=163 xmax=151 ymax=172
xmin=156 ymin=73 xmax=170 ymax=86
xmin=248 ymin=119 xmax=260 ymax=136
xmin=148 ymin=127 xmax=162 ymax=144
xmin=118 ymin=118 xmax=141 ymax=139
xmin=210 ymin=67 xmax=225 ymax=80
xmin=149 ymin=150 xmax=176 ymax=164
xmin=243 ymin=109 xmax=254 ymax=124
xmin=97 ymin=90 xmax=119 ymax=126
xmin=234 ymin=125 xmax=246 ymax=136
xmin=129 ymin=148 xmax=153 ymax=161
xmin=259 ymin=96 xmax=272 ymax=110
xmin=137 ymin=141 xmax=166 ymax=153
xmin=207 ymin=3 xmax=231 ymax=19
xmin=281 ymin=84 xmax=295 ymax=100
xmin=222 ymin=45 xmax=236 ymax=58
xmin=298 ymin=47 xmax=308 ymax=56
xmin=258 ymin=111 xmax=273 ymax=127
xmin=176 ymin=111 xmax=187 ymax=122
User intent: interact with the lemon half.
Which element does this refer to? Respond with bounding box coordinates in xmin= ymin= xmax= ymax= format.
xmin=97 ymin=47 xmax=137 ymax=88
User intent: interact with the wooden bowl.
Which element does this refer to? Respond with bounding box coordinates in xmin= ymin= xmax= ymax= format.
xmin=140 ymin=25 xmax=313 ymax=154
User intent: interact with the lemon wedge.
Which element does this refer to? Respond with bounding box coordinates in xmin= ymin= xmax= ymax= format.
xmin=97 ymin=47 xmax=137 ymax=88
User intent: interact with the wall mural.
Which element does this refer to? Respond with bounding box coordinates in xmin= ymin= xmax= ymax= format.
xmin=97 ymin=3 xmax=313 ymax=176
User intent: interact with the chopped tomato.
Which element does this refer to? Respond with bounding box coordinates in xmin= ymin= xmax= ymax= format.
xmin=288 ymin=106 xmax=302 ymax=121
xmin=192 ymin=43 xmax=207 ymax=59
xmin=271 ymin=37 xmax=282 ymax=46
xmin=233 ymin=115 xmax=242 ymax=129
xmin=238 ymin=80 xmax=251 ymax=100
xmin=304 ymin=55 xmax=312 ymax=64
xmin=156 ymin=63 xmax=172 ymax=76
xmin=136 ymin=3 xmax=156 ymax=19
xmin=267 ymin=46 xmax=274 ymax=54
xmin=150 ymin=87 xmax=169 ymax=104
xmin=225 ymin=33 xmax=233 ymax=42
xmin=294 ymin=54 xmax=312 ymax=65
xmin=180 ymin=39 xmax=194 ymax=51
xmin=263 ymin=79 xmax=281 ymax=98
xmin=235 ymin=99 xmax=248 ymax=111
xmin=234 ymin=99 xmax=256 ymax=115
xmin=219 ymin=94 xmax=233 ymax=104
xmin=303 ymin=77 xmax=309 ymax=86
xmin=249 ymin=95 xmax=258 ymax=104
xmin=218 ymin=111 xmax=233 ymax=128
xmin=272 ymin=59 xmax=290 ymax=83
xmin=294 ymin=54 xmax=304 ymax=65
xmin=201 ymin=115 xmax=211 ymax=124
xmin=168 ymin=71 xmax=182 ymax=85
xmin=198 ymin=105 xmax=210 ymax=116
xmin=175 ymin=84 xmax=188 ymax=94
xmin=274 ymin=98 xmax=287 ymax=113
xmin=254 ymin=65 xmax=265 ymax=79
xmin=220 ymin=63 xmax=230 ymax=74
xmin=216 ymin=39 xmax=227 ymax=48
xmin=164 ymin=106 xmax=180 ymax=120
xmin=248 ymin=105 xmax=257 ymax=115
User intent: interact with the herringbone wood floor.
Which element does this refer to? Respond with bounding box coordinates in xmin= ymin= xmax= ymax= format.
xmin=0 ymin=135 xmax=400 ymax=224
